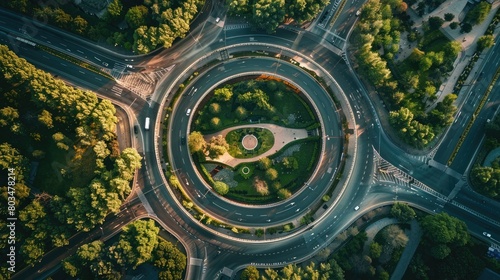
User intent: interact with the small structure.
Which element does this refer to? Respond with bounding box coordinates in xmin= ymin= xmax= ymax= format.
xmin=241 ymin=134 xmax=258 ymax=151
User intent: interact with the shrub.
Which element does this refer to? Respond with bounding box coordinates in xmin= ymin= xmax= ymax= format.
xmin=277 ymin=188 xmax=291 ymax=200
xmin=214 ymin=181 xmax=229 ymax=195
xmin=265 ymin=168 xmax=278 ymax=181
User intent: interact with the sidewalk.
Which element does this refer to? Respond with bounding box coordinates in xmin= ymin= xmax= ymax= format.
xmin=390 ymin=219 xmax=422 ymax=280
xmin=427 ymin=0 xmax=500 ymax=110
xmin=203 ymin=123 xmax=308 ymax=167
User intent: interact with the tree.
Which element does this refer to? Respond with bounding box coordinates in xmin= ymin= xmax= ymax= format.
xmin=253 ymin=176 xmax=269 ymax=196
xmin=210 ymin=117 xmax=221 ymax=129
xmin=471 ymin=166 xmax=499 ymax=197
xmin=152 ymin=238 xmax=187 ymax=280
xmin=77 ymin=240 xmax=103 ymax=264
xmin=126 ymin=6 xmax=149 ymax=29
xmin=258 ymin=157 xmax=272 ymax=170
xmin=465 ymin=1 xmax=491 ymax=25
xmin=213 ymin=181 xmax=229 ymax=195
xmin=235 ymin=106 xmax=248 ymax=119
xmin=209 ymin=103 xmax=221 ymax=114
xmin=443 ymin=41 xmax=462 ymax=57
xmin=382 ymin=225 xmax=408 ymax=249
xmin=450 ymin=22 xmax=459 ymax=29
xmin=419 ymin=56 xmax=433 ymax=72
xmin=241 ymin=265 xmax=260 ymax=280
xmin=476 ymin=35 xmax=495 ymax=52
xmin=460 ymin=23 xmax=472 ymax=33
xmin=7 ymin=0 xmax=28 ymax=13
xmin=206 ymin=135 xmax=229 ymax=159
xmin=252 ymin=0 xmax=286 ymax=33
xmin=420 ymin=213 xmax=469 ymax=259
xmin=72 ymin=16 xmax=88 ymax=34
xmin=444 ymin=13 xmax=455 ymax=21
xmin=390 ymin=202 xmax=416 ymax=222
xmin=265 ymin=168 xmax=278 ymax=181
xmin=283 ymin=157 xmax=299 ymax=169
xmin=107 ymin=0 xmax=123 ymax=18
xmin=188 ymin=131 xmax=206 ymax=154
xmin=277 ymin=188 xmax=291 ymax=200
xmin=428 ymin=16 xmax=444 ymax=30
xmin=213 ymin=87 xmax=233 ymax=101
xmin=114 ymin=148 xmax=142 ymax=181
xmin=38 ymin=109 xmax=53 ymax=129
xmin=370 ymin=242 xmax=383 ymax=259
xmin=113 ymin=219 xmax=159 ymax=268
xmin=237 ymin=89 xmax=274 ymax=112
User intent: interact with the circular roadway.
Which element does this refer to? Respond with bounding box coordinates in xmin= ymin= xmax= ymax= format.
xmin=168 ymin=56 xmax=343 ymax=227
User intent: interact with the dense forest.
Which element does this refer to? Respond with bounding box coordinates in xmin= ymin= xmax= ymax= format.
xmin=1 ymin=0 xmax=205 ymax=53
xmin=227 ymin=0 xmax=329 ymax=32
xmin=62 ymin=219 xmax=187 ymax=279
xmin=0 ymin=44 xmax=141 ymax=274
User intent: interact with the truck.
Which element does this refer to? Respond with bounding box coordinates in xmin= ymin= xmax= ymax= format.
xmin=145 ymin=117 xmax=150 ymax=130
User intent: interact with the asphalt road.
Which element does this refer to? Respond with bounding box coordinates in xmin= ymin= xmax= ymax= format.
xmin=3 ymin=4 xmax=500 ymax=280
xmin=168 ymin=56 xmax=344 ymax=225
xmin=434 ymin=35 xmax=500 ymax=172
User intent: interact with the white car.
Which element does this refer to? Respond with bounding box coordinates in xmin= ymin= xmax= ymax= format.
xmin=354 ymin=206 xmax=360 ymax=211
xmin=483 ymin=232 xmax=492 ymax=238
xmin=186 ymin=109 xmax=191 ymax=116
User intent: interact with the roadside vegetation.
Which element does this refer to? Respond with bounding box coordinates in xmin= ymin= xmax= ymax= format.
xmin=240 ymin=204 xmax=500 ymax=279
xmin=0 ymin=44 xmax=141 ymax=273
xmin=352 ymin=0 xmax=476 ymax=148
xmin=188 ymin=78 xmax=321 ymax=204
xmin=62 ymin=219 xmax=187 ymax=279
xmin=227 ymin=0 xmax=329 ymax=33
xmin=470 ymin=113 xmax=500 ymax=199
xmin=1 ymin=0 xmax=204 ymax=53
xmin=404 ymin=212 xmax=500 ymax=279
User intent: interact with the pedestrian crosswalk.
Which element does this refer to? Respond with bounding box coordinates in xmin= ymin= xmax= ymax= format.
xmin=223 ymin=23 xmax=251 ymax=31
xmin=111 ymin=85 xmax=122 ymax=96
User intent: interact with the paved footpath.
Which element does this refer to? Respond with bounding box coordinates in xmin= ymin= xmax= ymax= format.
xmin=363 ymin=218 xmax=399 ymax=255
xmin=203 ymin=123 xmax=308 ymax=167
xmin=390 ymin=219 xmax=422 ymax=280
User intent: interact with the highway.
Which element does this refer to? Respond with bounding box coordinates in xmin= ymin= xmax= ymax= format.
xmin=2 ymin=3 xmax=499 ymax=280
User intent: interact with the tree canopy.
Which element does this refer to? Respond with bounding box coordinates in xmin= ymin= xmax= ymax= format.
xmin=227 ymin=0 xmax=329 ymax=33
xmin=420 ymin=213 xmax=469 ymax=259
xmin=0 ymin=44 xmax=141 ymax=267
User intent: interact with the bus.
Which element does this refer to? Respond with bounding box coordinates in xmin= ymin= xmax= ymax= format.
xmin=145 ymin=117 xmax=150 ymax=130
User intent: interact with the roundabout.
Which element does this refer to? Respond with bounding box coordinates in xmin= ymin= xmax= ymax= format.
xmin=166 ymin=54 xmax=348 ymax=228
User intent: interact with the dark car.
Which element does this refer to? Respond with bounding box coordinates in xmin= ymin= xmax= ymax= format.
xmin=181 ymin=136 xmax=186 ymax=145
xmin=134 ymin=125 xmax=139 ymax=134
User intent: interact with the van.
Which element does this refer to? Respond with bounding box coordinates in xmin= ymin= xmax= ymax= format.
xmin=186 ymin=109 xmax=191 ymax=116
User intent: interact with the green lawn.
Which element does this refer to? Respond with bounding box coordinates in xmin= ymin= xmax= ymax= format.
xmin=225 ymin=138 xmax=320 ymax=204
xmin=191 ymin=78 xmax=318 ymax=134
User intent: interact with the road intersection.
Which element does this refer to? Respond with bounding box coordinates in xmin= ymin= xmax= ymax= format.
xmin=2 ymin=2 xmax=499 ymax=279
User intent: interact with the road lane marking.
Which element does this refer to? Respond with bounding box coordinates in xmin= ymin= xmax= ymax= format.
xmin=212 ymin=202 xmax=228 ymax=211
